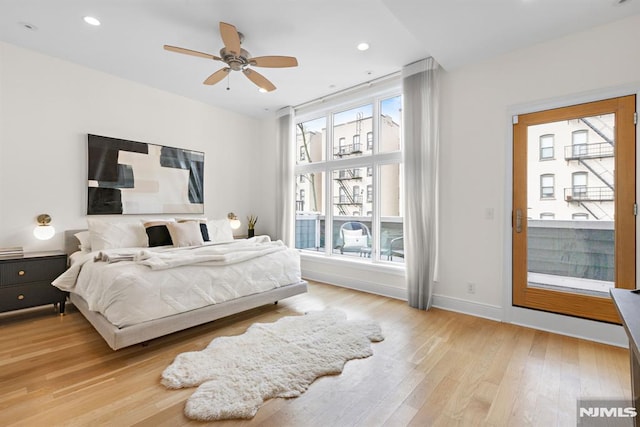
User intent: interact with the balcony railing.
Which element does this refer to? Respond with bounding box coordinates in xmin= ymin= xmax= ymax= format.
xmin=564 ymin=142 xmax=614 ymax=160
xmin=564 ymin=186 xmax=614 ymax=202
xmin=528 ymin=220 xmax=613 ymax=282
xmin=333 ymin=143 xmax=362 ymax=158
xmin=335 ymin=169 xmax=362 ymax=180
xmin=334 ymin=195 xmax=363 ymax=205
xmin=295 ymin=214 xmax=404 ymax=262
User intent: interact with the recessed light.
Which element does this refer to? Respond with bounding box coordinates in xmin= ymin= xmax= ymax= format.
xmin=83 ymin=16 xmax=101 ymax=26
xmin=357 ymin=42 xmax=370 ymax=51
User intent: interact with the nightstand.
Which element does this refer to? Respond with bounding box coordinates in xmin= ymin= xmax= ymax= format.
xmin=0 ymin=251 xmax=68 ymax=315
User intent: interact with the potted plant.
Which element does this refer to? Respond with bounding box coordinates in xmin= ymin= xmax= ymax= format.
xmin=247 ymin=215 xmax=258 ymax=238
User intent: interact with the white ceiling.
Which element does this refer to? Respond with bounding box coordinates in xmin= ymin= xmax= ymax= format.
xmin=1 ymin=0 xmax=639 ymax=118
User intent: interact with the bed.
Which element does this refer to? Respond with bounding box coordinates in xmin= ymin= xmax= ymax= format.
xmin=55 ymin=221 xmax=307 ymax=350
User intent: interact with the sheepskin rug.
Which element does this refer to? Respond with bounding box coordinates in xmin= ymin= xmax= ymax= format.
xmin=161 ymin=309 xmax=384 ymax=421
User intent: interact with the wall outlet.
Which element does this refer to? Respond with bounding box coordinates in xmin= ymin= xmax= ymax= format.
xmin=467 ymin=282 xmax=476 ymax=294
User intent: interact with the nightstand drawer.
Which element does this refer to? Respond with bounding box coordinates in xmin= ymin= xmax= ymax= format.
xmin=0 ymin=282 xmax=67 ymax=312
xmin=0 ymin=256 xmax=66 ymax=286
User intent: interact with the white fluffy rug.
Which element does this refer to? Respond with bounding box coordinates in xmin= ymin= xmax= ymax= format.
xmin=161 ymin=309 xmax=384 ymax=421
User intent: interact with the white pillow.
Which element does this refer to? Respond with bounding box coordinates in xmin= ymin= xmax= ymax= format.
xmin=343 ymin=229 xmax=367 ymax=248
xmin=206 ymin=219 xmax=234 ymax=243
xmin=87 ymin=219 xmax=149 ymax=250
xmin=176 ymin=218 xmax=209 ymax=241
xmin=74 ymin=230 xmax=92 ymax=252
xmin=167 ymin=221 xmax=204 ymax=247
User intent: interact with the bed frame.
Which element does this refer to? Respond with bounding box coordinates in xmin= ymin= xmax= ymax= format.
xmin=63 ymin=230 xmax=308 ymax=350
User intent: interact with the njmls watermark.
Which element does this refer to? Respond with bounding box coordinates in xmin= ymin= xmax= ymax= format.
xmin=577 ymin=399 xmax=637 ymax=426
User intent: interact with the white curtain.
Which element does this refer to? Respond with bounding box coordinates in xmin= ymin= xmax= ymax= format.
xmin=275 ymin=106 xmax=295 ymax=247
xmin=402 ymin=58 xmax=441 ymax=310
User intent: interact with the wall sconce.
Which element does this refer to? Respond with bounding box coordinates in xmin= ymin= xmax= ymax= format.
xmin=33 ymin=214 xmax=55 ymax=240
xmin=227 ymin=212 xmax=241 ymax=230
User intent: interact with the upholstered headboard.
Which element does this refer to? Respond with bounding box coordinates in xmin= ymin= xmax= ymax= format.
xmin=64 ymin=229 xmax=86 ymax=256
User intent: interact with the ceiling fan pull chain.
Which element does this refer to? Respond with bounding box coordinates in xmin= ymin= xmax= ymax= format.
xmin=226 ymin=72 xmax=231 ymax=91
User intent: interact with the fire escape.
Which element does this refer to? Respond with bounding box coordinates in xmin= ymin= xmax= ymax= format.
xmin=334 ymin=169 xmax=363 ymax=215
xmin=563 ymin=117 xmax=614 ymax=220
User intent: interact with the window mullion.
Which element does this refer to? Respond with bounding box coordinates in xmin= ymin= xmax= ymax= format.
xmin=325 ymin=113 xmax=334 ymax=256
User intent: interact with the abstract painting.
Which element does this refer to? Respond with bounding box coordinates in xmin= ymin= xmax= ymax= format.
xmin=87 ymin=134 xmax=204 ymax=215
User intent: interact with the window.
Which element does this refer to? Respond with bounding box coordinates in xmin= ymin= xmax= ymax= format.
xmin=572 ymin=213 xmax=589 ymax=220
xmin=338 ymin=137 xmax=346 ymax=155
xmin=352 ymin=185 xmax=360 ymax=201
xmin=353 ymin=135 xmax=361 ymax=152
xmin=296 ymin=189 xmax=306 ymax=211
xmin=540 ymin=174 xmax=555 ymax=199
xmin=572 ymin=130 xmax=588 ymax=157
xmin=338 ymin=187 xmax=347 ymax=203
xmin=539 ymin=134 xmax=554 ymax=160
xmin=572 ymin=172 xmax=588 ymax=198
xmin=296 ymin=117 xmax=326 ymax=165
xmin=294 ymin=92 xmax=403 ymax=263
xmin=540 ymin=212 xmax=555 ymax=220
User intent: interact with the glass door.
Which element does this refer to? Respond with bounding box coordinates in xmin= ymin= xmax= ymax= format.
xmin=513 ymin=95 xmax=636 ymax=323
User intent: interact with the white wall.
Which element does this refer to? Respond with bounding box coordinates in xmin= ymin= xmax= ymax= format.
xmin=0 ymin=42 xmax=265 ymax=251
xmin=434 ymin=14 xmax=640 ymax=345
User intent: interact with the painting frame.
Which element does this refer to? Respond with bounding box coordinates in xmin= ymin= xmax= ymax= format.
xmin=87 ymin=134 xmax=204 ymax=215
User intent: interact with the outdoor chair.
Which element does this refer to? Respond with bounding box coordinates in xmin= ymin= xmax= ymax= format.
xmin=338 ymin=222 xmax=371 ymax=256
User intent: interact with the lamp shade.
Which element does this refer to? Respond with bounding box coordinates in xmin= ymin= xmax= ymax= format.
xmin=33 ymin=213 xmax=55 ymax=240
xmin=227 ymin=212 xmax=241 ymax=230
xmin=34 ymin=225 xmax=55 ymax=240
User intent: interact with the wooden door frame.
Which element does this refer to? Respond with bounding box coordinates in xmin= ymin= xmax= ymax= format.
xmin=512 ymin=95 xmax=636 ymax=324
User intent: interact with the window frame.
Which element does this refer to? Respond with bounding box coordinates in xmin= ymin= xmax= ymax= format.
xmin=294 ymin=86 xmax=403 ymax=264
xmin=539 ymin=134 xmax=555 ymax=160
xmin=540 ymin=174 xmax=555 ymax=199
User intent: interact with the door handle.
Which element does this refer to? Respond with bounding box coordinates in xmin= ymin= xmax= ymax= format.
xmin=515 ymin=209 xmax=522 ymax=233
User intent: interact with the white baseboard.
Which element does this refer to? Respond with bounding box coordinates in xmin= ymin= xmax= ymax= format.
xmin=430 ymin=294 xmax=503 ymax=321
xmin=302 ymin=271 xmax=407 ymax=301
xmin=508 ymin=306 xmax=628 ymax=348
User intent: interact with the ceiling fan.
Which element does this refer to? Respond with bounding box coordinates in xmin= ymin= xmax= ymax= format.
xmin=164 ymin=22 xmax=298 ymax=92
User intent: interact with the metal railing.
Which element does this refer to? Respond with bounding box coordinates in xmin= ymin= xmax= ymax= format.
xmin=334 ymin=195 xmax=364 ymax=205
xmin=564 ymin=186 xmax=614 ymax=202
xmin=333 ymin=143 xmax=362 ymax=158
xmin=564 ymin=142 xmax=614 ymax=160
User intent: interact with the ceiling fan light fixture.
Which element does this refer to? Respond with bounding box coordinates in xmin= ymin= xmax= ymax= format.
xmin=83 ymin=16 xmax=101 ymax=26
xmin=357 ymin=42 xmax=370 ymax=51
xmin=258 ymin=87 xmax=268 ymax=93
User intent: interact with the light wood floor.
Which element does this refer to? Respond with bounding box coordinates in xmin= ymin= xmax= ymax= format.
xmin=0 ymin=281 xmax=631 ymax=426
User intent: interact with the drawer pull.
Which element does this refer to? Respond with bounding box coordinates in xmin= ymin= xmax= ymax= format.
xmin=18 ymin=270 xmax=25 ymax=276
xmin=17 ymin=294 xmax=25 ymax=300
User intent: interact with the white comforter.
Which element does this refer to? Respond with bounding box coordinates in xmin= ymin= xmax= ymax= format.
xmin=53 ymin=237 xmax=301 ymax=328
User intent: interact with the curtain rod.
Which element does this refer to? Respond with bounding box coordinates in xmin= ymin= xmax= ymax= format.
xmin=293 ymin=70 xmax=401 ymax=111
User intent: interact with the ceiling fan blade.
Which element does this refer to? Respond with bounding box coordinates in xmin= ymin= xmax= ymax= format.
xmin=250 ymin=56 xmax=298 ymax=68
xmin=164 ymin=45 xmax=221 ymax=61
xmin=242 ymin=68 xmax=276 ymax=92
xmin=219 ymin=22 xmax=241 ymax=56
xmin=203 ymin=67 xmax=230 ymax=85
